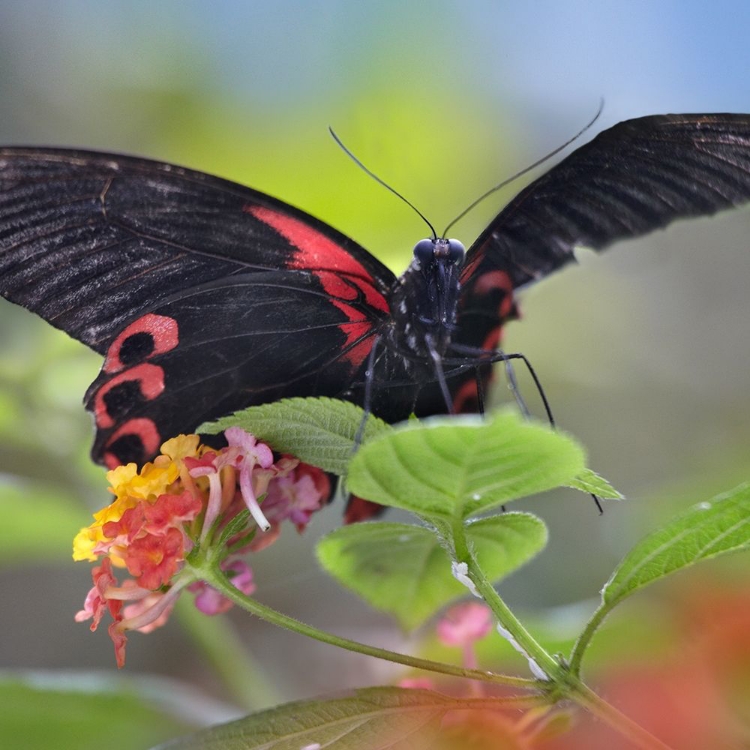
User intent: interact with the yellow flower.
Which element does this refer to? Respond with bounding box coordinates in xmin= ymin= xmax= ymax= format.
xmin=75 ymin=445 xmax=194 ymax=562
xmin=72 ymin=526 xmax=99 ymax=562
xmin=127 ymin=458 xmax=179 ymax=500
xmin=161 ymin=434 xmax=201 ymax=462
xmin=72 ymin=494 xmax=138 ymax=561
xmin=106 ymin=463 xmax=139 ymax=500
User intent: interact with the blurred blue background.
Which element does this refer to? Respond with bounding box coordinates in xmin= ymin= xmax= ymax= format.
xmin=0 ymin=0 xmax=749 ymax=730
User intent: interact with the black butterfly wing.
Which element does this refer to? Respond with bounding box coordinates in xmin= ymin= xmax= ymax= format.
xmin=0 ymin=148 xmax=397 ymax=465
xmin=451 ymin=113 xmax=750 ymax=410
xmin=86 ymin=270 xmax=395 ymax=467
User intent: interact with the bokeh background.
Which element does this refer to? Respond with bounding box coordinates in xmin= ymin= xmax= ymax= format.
xmin=1 ymin=2 xmax=749 ymax=747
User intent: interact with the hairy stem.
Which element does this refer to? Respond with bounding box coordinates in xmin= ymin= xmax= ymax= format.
xmin=451 ymin=520 xmax=673 ymax=750
xmin=194 ymin=560 xmax=538 ymax=692
xmin=568 ymin=603 xmax=609 ymax=676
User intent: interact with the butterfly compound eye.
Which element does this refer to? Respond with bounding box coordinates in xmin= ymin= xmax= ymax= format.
xmin=447 ymin=239 xmax=466 ymax=263
xmin=413 ymin=238 xmax=435 ymax=264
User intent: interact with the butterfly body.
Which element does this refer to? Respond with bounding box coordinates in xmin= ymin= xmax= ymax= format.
xmin=386 ymin=238 xmax=466 ymax=361
xmin=2 ymin=113 xmax=750 ymax=468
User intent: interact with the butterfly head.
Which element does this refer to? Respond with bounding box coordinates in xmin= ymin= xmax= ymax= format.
xmin=386 ymin=237 xmax=466 ymax=359
xmin=412 ymin=237 xmax=466 ymax=268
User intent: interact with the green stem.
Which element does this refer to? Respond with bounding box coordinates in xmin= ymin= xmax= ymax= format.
xmin=452 ymin=520 xmax=562 ymax=682
xmin=194 ymin=561 xmax=537 ymax=691
xmin=451 ymin=521 xmax=674 ymax=750
xmin=568 ymin=603 xmax=609 ymax=676
xmin=189 ymin=524 xmax=671 ymax=748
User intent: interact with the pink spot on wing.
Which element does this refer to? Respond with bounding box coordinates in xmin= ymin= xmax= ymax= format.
xmin=94 ymin=364 xmax=166 ymax=428
xmin=103 ymin=419 xmax=161 ymax=468
xmin=104 ymin=314 xmax=179 ymax=373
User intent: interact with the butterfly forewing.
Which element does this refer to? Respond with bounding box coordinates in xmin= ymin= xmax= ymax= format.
xmin=460 ymin=114 xmax=750 ymax=298
xmin=0 ymin=148 xmax=395 ymax=350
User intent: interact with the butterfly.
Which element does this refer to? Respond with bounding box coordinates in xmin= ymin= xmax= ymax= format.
xmin=1 ymin=113 xmax=750 ymax=475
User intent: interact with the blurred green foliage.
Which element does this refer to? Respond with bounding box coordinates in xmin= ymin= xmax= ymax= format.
xmin=0 ymin=673 xmax=208 ymax=750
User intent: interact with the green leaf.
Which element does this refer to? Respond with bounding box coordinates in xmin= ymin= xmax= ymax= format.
xmin=602 ymin=483 xmax=750 ymax=609
xmin=317 ymin=514 xmax=547 ymax=630
xmin=0 ymin=480 xmax=85 ymax=566
xmin=570 ymin=483 xmax=750 ymax=672
xmin=0 ymin=670 xmax=207 ymax=750
xmin=567 ymin=469 xmax=623 ymax=500
xmin=348 ymin=410 xmax=585 ymax=520
xmin=154 ymin=686 xmax=523 ymax=750
xmin=198 ymin=397 xmax=391 ymax=475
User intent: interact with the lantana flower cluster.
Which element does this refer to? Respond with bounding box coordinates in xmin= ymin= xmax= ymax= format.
xmin=73 ymin=427 xmax=329 ymax=667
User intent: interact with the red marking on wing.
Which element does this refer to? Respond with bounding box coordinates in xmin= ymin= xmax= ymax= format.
xmin=103 ymin=418 xmax=161 ymax=469
xmin=247 ymin=205 xmax=389 ymax=314
xmin=482 ymin=326 xmax=502 ymax=351
xmin=248 ymin=206 xmax=385 ymax=368
xmin=94 ymin=363 xmax=166 ymax=428
xmin=104 ymin=454 xmax=121 ymax=470
xmin=473 ymin=270 xmax=516 ymax=320
xmin=452 ymin=378 xmax=479 ymax=414
xmin=452 ymin=369 xmax=497 ymax=415
xmin=104 ymin=314 xmax=179 ymax=373
xmin=312 ymin=270 xmax=376 ymax=367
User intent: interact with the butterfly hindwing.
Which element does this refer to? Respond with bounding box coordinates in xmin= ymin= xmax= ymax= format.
xmin=86 ymin=270 xmax=390 ymax=467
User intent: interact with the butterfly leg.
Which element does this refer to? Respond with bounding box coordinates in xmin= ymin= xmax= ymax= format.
xmin=502 ymin=352 xmax=554 ymax=427
xmin=473 ymin=366 xmax=486 ymax=416
xmin=448 ymin=345 xmax=555 ymax=426
xmin=425 ymin=334 xmax=455 ymax=415
xmin=447 ymin=345 xmax=602 ymax=513
xmin=499 ymin=353 xmax=531 ymax=419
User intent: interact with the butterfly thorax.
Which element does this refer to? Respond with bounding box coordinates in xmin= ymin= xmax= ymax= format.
xmin=386 ymin=238 xmax=465 ymax=360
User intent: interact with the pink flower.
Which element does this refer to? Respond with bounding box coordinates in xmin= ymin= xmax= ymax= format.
xmin=437 ymin=602 xmax=493 ymax=647
xmin=124 ymin=527 xmax=185 ymax=590
xmin=75 ymin=558 xmax=122 ymax=630
xmin=185 ymin=450 xmax=236 ymax=541
xmin=225 ymin=427 xmax=274 ymax=531
xmin=437 ymin=602 xmax=493 ymax=672
xmin=122 ymin=590 xmax=177 ymax=633
xmin=263 ymin=463 xmax=329 ymax=531
xmin=399 ymin=677 xmax=437 ymax=690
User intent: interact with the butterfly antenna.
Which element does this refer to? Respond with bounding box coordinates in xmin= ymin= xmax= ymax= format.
xmin=329 ymin=126 xmax=437 ymax=240
xmin=442 ymin=100 xmax=604 ymax=237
